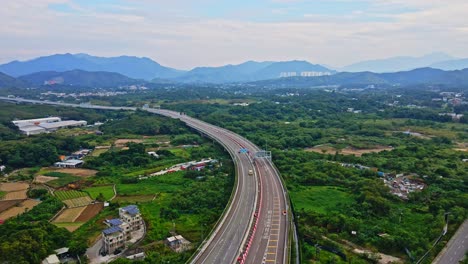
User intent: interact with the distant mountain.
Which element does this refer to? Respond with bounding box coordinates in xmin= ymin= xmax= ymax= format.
xmin=19 ymin=70 xmax=140 ymax=87
xmin=430 ymin=58 xmax=468 ymax=71
xmin=175 ymin=61 xmax=274 ymax=83
xmin=175 ymin=60 xmax=333 ymax=83
xmin=250 ymin=68 xmax=468 ymax=88
xmin=341 ymin=52 xmax=455 ymax=73
xmin=0 ymin=72 xmax=26 ymax=88
xmin=0 ymin=53 xmax=184 ymax=80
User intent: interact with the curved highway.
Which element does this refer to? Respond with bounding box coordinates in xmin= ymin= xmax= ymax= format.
xmin=0 ymin=97 xmax=292 ymax=264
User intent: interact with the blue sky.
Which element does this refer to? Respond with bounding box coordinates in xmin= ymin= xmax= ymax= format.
xmin=1 ymin=0 xmax=467 ymax=69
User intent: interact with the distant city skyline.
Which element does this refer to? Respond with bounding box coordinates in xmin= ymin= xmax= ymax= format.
xmin=1 ymin=0 xmax=468 ymax=70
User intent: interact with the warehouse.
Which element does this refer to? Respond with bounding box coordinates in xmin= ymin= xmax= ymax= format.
xmin=12 ymin=118 xmax=87 ymax=135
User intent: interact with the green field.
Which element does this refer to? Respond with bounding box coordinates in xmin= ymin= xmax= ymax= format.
xmin=290 ymin=186 xmax=353 ymax=214
xmin=0 ymin=191 xmax=5 ymax=199
xmin=117 ymin=172 xmax=186 ymax=195
xmin=113 ymin=195 xmax=155 ymax=203
xmin=54 ymin=190 xmax=89 ymax=201
xmin=44 ymin=172 xmax=81 ymax=188
xmin=84 ymin=185 xmax=115 ymax=200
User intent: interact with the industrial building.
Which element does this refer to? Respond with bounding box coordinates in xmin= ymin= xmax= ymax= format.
xmin=12 ymin=117 xmax=87 ymax=136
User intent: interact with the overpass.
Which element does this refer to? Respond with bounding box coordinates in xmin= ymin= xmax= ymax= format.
xmin=0 ymin=97 xmax=296 ymax=264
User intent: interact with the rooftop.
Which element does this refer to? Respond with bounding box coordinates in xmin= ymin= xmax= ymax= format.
xmin=106 ymin=218 xmax=123 ymax=226
xmin=121 ymin=205 xmax=140 ymax=216
xmin=39 ymin=120 xmax=87 ymax=129
xmin=55 ymin=159 xmax=84 ymax=166
xmin=103 ymin=226 xmax=123 ymax=235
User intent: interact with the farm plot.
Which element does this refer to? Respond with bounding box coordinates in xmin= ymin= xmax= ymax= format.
xmin=34 ymin=175 xmax=58 ymax=184
xmin=75 ymin=203 xmax=104 ymax=222
xmin=0 ymin=199 xmax=41 ymax=220
xmin=63 ymin=196 xmax=93 ymax=208
xmin=53 ymin=168 xmax=98 ymax=177
xmin=84 ymin=185 xmax=115 ymax=201
xmin=55 ymin=190 xmax=89 ymax=201
xmin=0 ymin=200 xmax=23 ymax=213
xmin=0 ymin=182 xmax=29 ymax=192
xmin=53 ymin=206 xmax=87 ymax=222
xmin=54 ymin=222 xmax=83 ymax=232
xmin=3 ymin=190 xmax=28 ymax=200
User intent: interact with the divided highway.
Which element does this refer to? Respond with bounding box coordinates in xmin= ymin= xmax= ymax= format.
xmin=0 ymin=97 xmax=292 ymax=264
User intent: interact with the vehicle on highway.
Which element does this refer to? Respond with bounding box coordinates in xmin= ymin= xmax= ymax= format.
xmin=248 ymin=169 xmax=253 ymax=175
xmin=283 ymin=210 xmax=287 ymax=216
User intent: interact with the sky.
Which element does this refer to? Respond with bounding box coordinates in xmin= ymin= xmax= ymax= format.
xmin=1 ymin=0 xmax=468 ymax=70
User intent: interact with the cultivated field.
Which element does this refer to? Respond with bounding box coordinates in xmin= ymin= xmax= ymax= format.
xmin=84 ymin=185 xmax=115 ymax=201
xmin=75 ymin=203 xmax=104 ymax=222
xmin=0 ymin=200 xmax=23 ymax=213
xmin=63 ymin=196 xmax=93 ymax=208
xmin=115 ymin=139 xmax=143 ymax=147
xmin=305 ymin=145 xmax=393 ymax=157
xmin=53 ymin=206 xmax=87 ymax=222
xmin=0 ymin=182 xmax=29 ymax=192
xmin=53 ymin=222 xmax=84 ymax=232
xmin=46 ymin=168 xmax=98 ymax=177
xmin=55 ymin=190 xmax=89 ymax=201
xmin=3 ymin=190 xmax=28 ymax=200
xmin=34 ymin=175 xmax=58 ymax=184
xmin=0 ymin=199 xmax=41 ymax=220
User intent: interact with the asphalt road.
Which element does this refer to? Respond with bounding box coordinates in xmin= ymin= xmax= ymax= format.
xmin=0 ymin=97 xmax=291 ymax=264
xmin=148 ymin=109 xmax=289 ymax=264
xmin=433 ymin=219 xmax=468 ymax=264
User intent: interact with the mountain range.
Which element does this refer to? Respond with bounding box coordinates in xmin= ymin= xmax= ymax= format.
xmin=0 ymin=54 xmax=335 ymax=83
xmin=0 ymin=53 xmax=182 ymax=80
xmin=251 ymin=68 xmax=468 ymax=88
xmin=1 ymin=53 xmax=468 ymax=85
xmin=18 ymin=70 xmax=140 ymax=88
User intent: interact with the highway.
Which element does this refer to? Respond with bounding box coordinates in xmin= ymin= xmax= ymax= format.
xmin=0 ymin=97 xmax=292 ymax=264
xmin=433 ymin=219 xmax=468 ymax=264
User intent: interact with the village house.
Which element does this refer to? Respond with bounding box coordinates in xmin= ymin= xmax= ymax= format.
xmin=102 ymin=205 xmax=143 ymax=255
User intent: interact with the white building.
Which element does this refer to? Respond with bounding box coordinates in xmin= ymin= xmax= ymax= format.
xmin=12 ymin=118 xmax=87 ymax=136
xmin=12 ymin=117 xmax=61 ymax=128
xmin=54 ymin=159 xmax=84 ymax=168
xmin=0 ymin=165 xmax=6 ymax=172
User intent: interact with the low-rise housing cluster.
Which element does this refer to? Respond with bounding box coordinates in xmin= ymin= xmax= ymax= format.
xmin=102 ymin=205 xmax=144 ymax=255
xmin=54 ymin=149 xmax=92 ymax=168
xmin=165 ymin=235 xmax=192 ymax=252
xmin=12 ymin=117 xmax=87 ymax=136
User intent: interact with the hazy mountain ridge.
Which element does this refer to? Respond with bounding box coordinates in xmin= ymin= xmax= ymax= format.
xmin=18 ymin=70 xmax=141 ymax=87
xmin=251 ymin=68 xmax=468 ymax=87
xmin=0 ymin=54 xmax=183 ymax=80
xmin=0 ymin=72 xmax=27 ymax=88
xmin=175 ymin=60 xmax=334 ymax=83
xmin=341 ymin=52 xmax=455 ymax=73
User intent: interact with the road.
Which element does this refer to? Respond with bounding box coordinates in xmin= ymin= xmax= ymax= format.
xmin=0 ymin=97 xmax=291 ymax=263
xmin=147 ymin=109 xmax=290 ymax=264
xmin=433 ymin=219 xmax=468 ymax=264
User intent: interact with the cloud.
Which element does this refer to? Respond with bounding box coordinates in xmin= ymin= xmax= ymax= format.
xmin=0 ymin=0 xmax=467 ymax=69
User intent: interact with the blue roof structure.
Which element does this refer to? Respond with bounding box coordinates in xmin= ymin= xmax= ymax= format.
xmin=103 ymin=226 xmax=122 ymax=235
xmin=106 ymin=219 xmax=123 ymax=226
xmin=122 ymin=205 xmax=140 ymax=216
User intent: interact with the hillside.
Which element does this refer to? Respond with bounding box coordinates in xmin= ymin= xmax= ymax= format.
xmin=175 ymin=60 xmax=333 ymax=83
xmin=250 ymin=68 xmax=468 ymax=88
xmin=0 ymin=72 xmax=27 ymax=88
xmin=18 ymin=70 xmax=141 ymax=87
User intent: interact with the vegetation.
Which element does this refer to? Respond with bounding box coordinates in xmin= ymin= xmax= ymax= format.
xmin=54 ymin=190 xmax=89 ymax=201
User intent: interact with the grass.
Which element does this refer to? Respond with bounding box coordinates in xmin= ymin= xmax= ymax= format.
xmin=45 ymin=172 xmax=81 ymax=188
xmin=117 ymin=171 xmax=187 ymax=196
xmin=169 ymin=148 xmax=190 ymax=159
xmin=84 ymin=185 xmax=115 ymax=200
xmin=0 ymin=191 xmax=5 ymax=199
xmin=90 ymin=148 xmax=109 ymax=157
xmin=55 ymin=190 xmax=89 ymax=201
xmin=290 ymin=186 xmax=353 ymax=214
xmin=113 ymin=195 xmax=155 ymax=203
